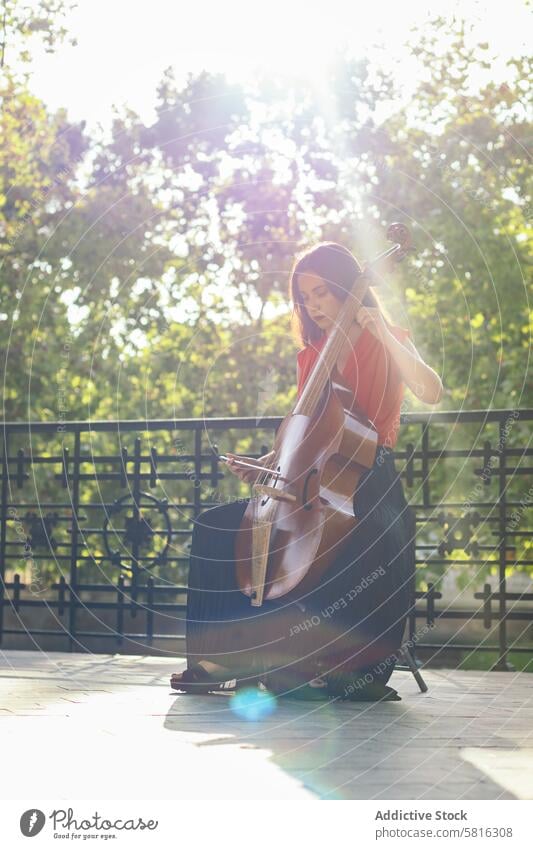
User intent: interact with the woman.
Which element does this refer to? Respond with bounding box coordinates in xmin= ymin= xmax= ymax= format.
xmin=171 ymin=242 xmax=443 ymax=700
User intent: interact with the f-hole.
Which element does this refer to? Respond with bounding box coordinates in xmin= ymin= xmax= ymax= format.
xmin=302 ymin=468 xmax=318 ymax=510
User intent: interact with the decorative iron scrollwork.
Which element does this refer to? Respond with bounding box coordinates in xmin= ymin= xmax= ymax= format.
xmin=24 ymin=511 xmax=60 ymax=550
xmin=437 ymin=510 xmax=481 ymax=557
xmin=103 ymin=492 xmax=171 ymax=573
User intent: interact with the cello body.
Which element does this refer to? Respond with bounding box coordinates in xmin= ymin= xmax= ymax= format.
xmin=233 ymin=223 xmax=411 ymax=606
xmin=234 ymin=368 xmax=378 ymax=604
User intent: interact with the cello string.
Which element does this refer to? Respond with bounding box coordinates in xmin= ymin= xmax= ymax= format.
xmin=259 ymin=281 xmax=363 ymax=479
xmin=260 ymin=451 xmax=277 ymax=486
xmin=302 ymin=303 xmax=356 ymax=414
xmin=299 ymin=235 xmax=406 ymax=416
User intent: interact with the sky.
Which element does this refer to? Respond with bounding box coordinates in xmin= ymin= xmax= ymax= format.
xmin=16 ymin=0 xmax=530 ymax=334
xmin=24 ymin=0 xmax=531 ymax=134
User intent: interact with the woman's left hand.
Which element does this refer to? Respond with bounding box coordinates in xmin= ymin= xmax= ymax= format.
xmin=356 ymin=306 xmax=392 ymax=344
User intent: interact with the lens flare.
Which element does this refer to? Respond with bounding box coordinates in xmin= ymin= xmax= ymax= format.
xmin=231 ymin=687 xmax=277 ymax=721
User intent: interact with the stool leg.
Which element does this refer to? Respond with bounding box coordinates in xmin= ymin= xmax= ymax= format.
xmin=398 ymin=644 xmax=428 ymax=693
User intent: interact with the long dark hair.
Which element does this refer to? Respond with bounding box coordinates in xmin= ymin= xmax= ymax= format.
xmin=289 ymin=241 xmax=392 ymax=348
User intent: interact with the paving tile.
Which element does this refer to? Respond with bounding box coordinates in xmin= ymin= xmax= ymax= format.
xmin=0 ymin=650 xmax=531 ymax=800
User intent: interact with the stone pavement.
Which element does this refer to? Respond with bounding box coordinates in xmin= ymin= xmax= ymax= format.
xmin=1 ymin=650 xmax=532 ymax=801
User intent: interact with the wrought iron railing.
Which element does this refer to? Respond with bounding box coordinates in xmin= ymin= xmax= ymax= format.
xmin=0 ymin=410 xmax=532 ymax=669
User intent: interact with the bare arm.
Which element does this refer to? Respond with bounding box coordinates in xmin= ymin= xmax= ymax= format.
xmin=384 ymin=331 xmax=443 ymax=405
xmin=355 ymin=305 xmax=444 ymax=406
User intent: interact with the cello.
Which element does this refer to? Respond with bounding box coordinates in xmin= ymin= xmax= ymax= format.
xmin=221 ymin=223 xmax=412 ymax=607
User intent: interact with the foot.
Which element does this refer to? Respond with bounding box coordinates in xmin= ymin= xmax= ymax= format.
xmin=170 ymin=660 xmax=242 ymax=694
xmin=171 ymin=660 xmax=221 ymax=683
xmin=170 ymin=663 xmax=237 ymax=694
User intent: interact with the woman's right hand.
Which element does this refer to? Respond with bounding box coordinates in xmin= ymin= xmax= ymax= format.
xmin=224 ymin=450 xmax=276 ymax=484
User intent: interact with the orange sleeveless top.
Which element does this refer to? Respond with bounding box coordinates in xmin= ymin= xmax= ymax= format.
xmin=296 ymin=324 xmax=411 ymax=449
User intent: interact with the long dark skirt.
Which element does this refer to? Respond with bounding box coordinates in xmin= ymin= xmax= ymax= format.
xmin=185 ymin=445 xmax=416 ymax=689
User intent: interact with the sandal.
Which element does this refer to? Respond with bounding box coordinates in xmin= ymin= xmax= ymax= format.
xmin=170 ymin=664 xmax=253 ymax=695
xmin=170 ymin=665 xmax=236 ymax=694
